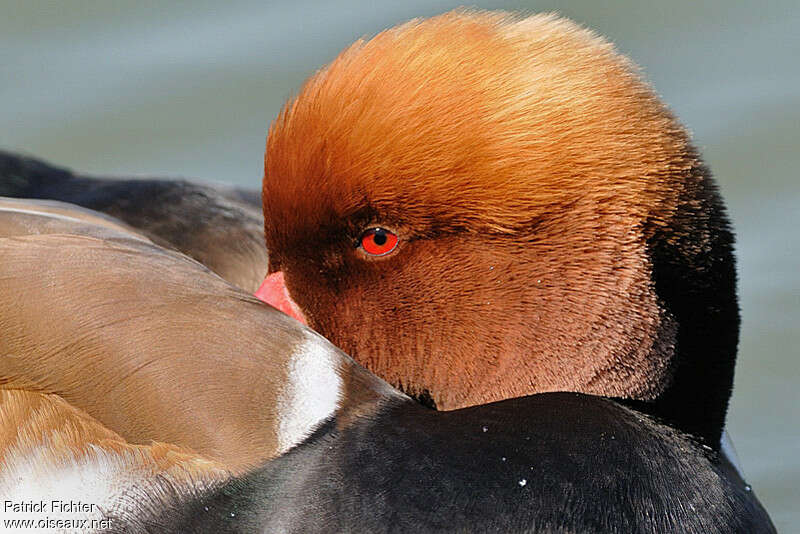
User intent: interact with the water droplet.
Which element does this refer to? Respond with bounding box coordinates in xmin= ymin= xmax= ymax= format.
xmin=519 ymin=478 xmax=527 ymax=487
xmin=537 ymin=279 xmax=541 ymax=283
xmin=482 ymin=426 xmax=488 ymax=433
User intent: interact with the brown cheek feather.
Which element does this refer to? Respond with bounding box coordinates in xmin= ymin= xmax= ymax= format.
xmin=298 ymin=232 xmax=672 ymax=411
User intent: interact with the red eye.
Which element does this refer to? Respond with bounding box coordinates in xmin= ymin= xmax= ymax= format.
xmin=360 ymin=227 xmax=398 ymax=256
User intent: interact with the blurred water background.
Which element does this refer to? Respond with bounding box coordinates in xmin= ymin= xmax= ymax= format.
xmin=1 ymin=0 xmax=797 ymax=528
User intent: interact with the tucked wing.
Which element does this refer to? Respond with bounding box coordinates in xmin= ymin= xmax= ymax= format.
xmin=0 ymin=204 xmax=307 ymax=471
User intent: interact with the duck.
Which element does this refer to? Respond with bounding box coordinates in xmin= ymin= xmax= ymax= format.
xmin=0 ymin=9 xmax=775 ymax=532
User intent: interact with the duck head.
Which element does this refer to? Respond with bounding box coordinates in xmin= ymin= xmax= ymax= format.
xmin=259 ymin=11 xmax=739 ymax=446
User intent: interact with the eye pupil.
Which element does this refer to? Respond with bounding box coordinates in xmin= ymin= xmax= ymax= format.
xmin=372 ymin=230 xmax=387 ymax=246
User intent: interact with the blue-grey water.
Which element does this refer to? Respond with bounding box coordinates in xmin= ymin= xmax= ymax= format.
xmin=2 ymin=1 xmax=797 ymax=528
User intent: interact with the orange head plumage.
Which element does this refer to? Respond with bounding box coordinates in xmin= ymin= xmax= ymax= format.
xmin=262 ymin=10 xmax=738 ymax=446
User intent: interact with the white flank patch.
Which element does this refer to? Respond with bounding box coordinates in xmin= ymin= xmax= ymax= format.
xmin=0 ymin=444 xmax=135 ymax=533
xmin=276 ymin=332 xmax=343 ymax=454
